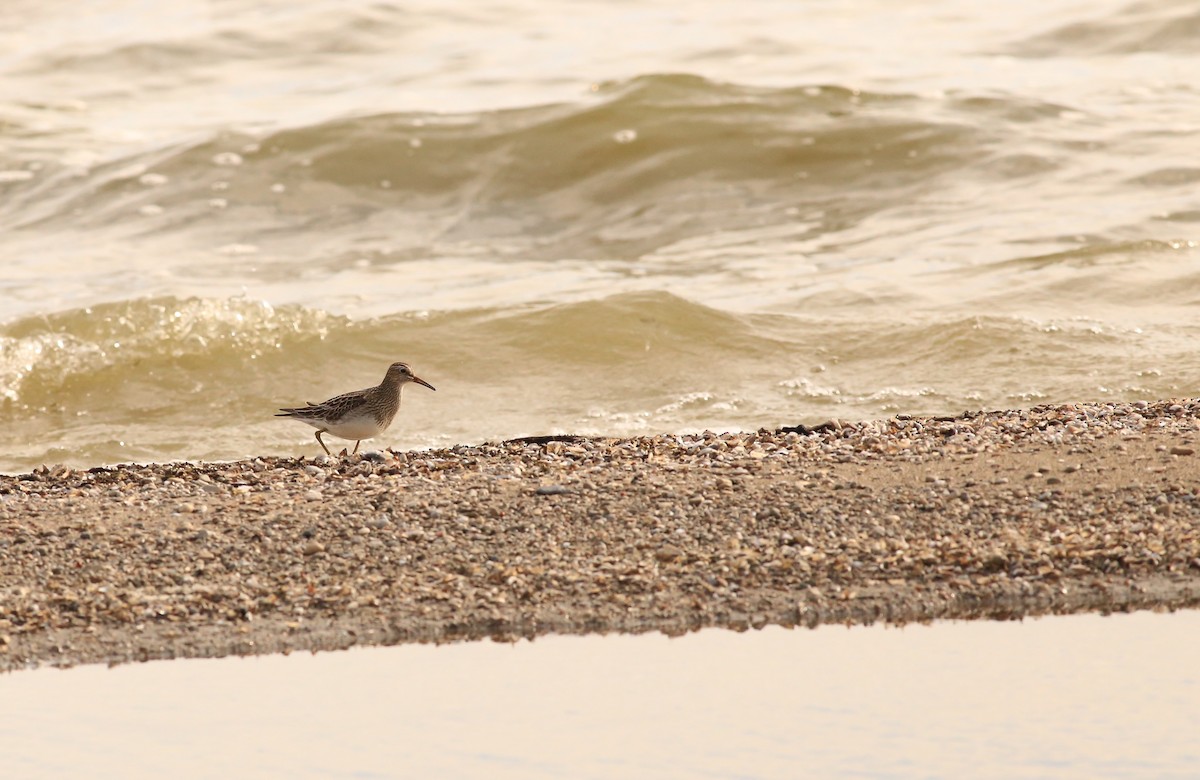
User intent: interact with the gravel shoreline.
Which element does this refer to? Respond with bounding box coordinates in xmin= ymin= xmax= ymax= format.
xmin=3 ymin=400 xmax=1200 ymax=672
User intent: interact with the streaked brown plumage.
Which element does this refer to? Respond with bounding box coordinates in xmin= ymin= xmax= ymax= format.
xmin=276 ymin=362 xmax=435 ymax=456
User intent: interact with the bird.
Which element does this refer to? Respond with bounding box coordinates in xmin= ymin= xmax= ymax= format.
xmin=275 ymin=361 xmax=435 ymax=456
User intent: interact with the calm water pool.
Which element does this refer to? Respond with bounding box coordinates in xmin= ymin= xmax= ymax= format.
xmin=2 ymin=610 xmax=1198 ymax=779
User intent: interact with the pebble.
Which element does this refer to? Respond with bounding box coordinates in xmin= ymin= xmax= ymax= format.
xmin=655 ymin=544 xmax=684 ymax=562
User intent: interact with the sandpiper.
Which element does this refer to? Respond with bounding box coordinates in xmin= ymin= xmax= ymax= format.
xmin=276 ymin=361 xmax=435 ymax=456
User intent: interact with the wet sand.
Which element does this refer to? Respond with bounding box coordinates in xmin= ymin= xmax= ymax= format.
xmin=3 ymin=400 xmax=1200 ymax=672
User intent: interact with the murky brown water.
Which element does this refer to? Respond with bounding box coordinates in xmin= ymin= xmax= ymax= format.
xmin=3 ymin=1 xmax=1200 ymax=471
xmin=2 ymin=610 xmax=1198 ymax=779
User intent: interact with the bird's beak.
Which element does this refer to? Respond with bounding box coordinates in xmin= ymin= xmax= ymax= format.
xmin=413 ymin=376 xmax=436 ymax=391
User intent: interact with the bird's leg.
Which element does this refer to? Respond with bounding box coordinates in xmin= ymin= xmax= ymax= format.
xmin=315 ymin=430 xmax=332 ymax=456
xmin=353 ymin=440 xmax=361 ymax=455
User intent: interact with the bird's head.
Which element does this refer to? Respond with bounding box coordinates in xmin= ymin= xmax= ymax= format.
xmin=388 ymin=361 xmax=436 ymax=391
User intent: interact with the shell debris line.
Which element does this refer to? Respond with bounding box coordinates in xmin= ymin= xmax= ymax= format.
xmin=2 ymin=400 xmax=1200 ymax=671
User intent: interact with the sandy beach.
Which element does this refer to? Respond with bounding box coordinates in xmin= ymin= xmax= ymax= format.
xmin=3 ymin=400 xmax=1200 ymax=672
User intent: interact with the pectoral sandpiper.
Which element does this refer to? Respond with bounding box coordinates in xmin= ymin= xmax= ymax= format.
xmin=276 ymin=361 xmax=436 ymax=456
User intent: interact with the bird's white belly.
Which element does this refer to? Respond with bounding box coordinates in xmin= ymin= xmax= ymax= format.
xmin=323 ymin=415 xmax=384 ymax=440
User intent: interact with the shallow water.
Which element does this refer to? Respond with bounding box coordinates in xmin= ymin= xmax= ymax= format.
xmin=2 ymin=610 xmax=1199 ymax=779
xmin=3 ymin=1 xmax=1200 ymax=470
